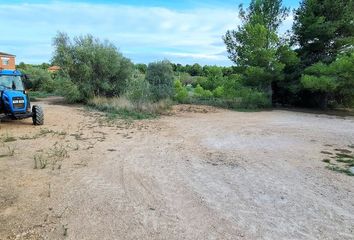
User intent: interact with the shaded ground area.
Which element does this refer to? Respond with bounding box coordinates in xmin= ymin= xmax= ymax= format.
xmin=1 ymin=98 xmax=353 ymax=239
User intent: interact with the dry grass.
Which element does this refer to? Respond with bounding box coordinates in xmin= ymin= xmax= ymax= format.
xmin=87 ymin=96 xmax=172 ymax=120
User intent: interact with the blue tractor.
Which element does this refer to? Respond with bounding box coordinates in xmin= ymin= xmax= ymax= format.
xmin=0 ymin=69 xmax=44 ymax=125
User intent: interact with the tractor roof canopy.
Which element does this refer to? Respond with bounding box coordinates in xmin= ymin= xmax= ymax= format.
xmin=0 ymin=69 xmax=22 ymax=76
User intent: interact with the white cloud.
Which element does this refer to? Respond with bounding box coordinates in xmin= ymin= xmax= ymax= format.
xmin=163 ymin=52 xmax=225 ymax=60
xmin=0 ymin=2 xmax=293 ymax=65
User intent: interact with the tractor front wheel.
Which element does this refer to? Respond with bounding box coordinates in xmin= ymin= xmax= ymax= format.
xmin=32 ymin=105 xmax=44 ymax=125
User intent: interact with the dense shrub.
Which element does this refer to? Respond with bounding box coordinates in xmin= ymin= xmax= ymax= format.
xmin=135 ymin=64 xmax=147 ymax=74
xmin=236 ymin=88 xmax=271 ymax=109
xmin=55 ymin=77 xmax=84 ymax=103
xmin=213 ymin=86 xmax=225 ymax=98
xmin=178 ymin=72 xmax=197 ymax=86
xmin=194 ymin=84 xmax=213 ymax=98
xmin=19 ymin=66 xmax=54 ymax=92
xmin=174 ymin=80 xmax=189 ymax=103
xmin=52 ymin=32 xmax=134 ymax=101
xmin=125 ymin=74 xmax=152 ymax=108
xmin=145 ymin=60 xmax=174 ymax=101
xmin=195 ymin=76 xmax=208 ymax=89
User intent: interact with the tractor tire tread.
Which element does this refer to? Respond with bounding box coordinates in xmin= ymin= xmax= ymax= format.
xmin=32 ymin=105 xmax=44 ymax=125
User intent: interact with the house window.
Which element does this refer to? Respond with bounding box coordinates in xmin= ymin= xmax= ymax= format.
xmin=2 ymin=57 xmax=10 ymax=66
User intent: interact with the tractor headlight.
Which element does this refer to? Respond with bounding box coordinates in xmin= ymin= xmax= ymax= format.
xmin=13 ymin=99 xmax=25 ymax=104
xmin=12 ymin=97 xmax=25 ymax=109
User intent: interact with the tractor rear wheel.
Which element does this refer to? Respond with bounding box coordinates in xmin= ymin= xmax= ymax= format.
xmin=32 ymin=105 xmax=44 ymax=125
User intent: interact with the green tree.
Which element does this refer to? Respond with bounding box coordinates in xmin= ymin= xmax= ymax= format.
xmin=240 ymin=0 xmax=289 ymax=39
xmin=301 ymin=51 xmax=354 ymax=108
xmin=272 ymin=43 xmax=302 ymax=105
xmin=189 ymin=63 xmax=203 ymax=76
xmin=135 ymin=63 xmax=147 ymax=74
xmin=223 ymin=0 xmax=289 ymax=100
xmin=293 ymin=0 xmax=354 ymax=66
xmin=52 ymin=32 xmax=134 ymax=101
xmin=145 ymin=60 xmax=174 ymax=101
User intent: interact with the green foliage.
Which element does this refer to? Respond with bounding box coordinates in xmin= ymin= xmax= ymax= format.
xmin=189 ymin=63 xmax=203 ymax=76
xmin=135 ymin=63 xmax=147 ymax=74
xmin=236 ymin=88 xmax=271 ymax=109
xmin=174 ymin=80 xmax=189 ymax=103
xmin=194 ymin=84 xmax=213 ymax=98
xmin=52 ymin=32 xmax=134 ymax=101
xmin=301 ymin=63 xmax=337 ymax=92
xmin=16 ymin=1 xmax=352 ymax=112
xmin=125 ymin=74 xmax=151 ymax=106
xmin=301 ymin=75 xmax=337 ymax=93
xmin=56 ymin=77 xmax=84 ymax=103
xmin=203 ymin=66 xmax=225 ymax=90
xmin=19 ymin=66 xmax=54 ymax=92
xmin=333 ymin=52 xmax=354 ymax=106
xmin=213 ymin=86 xmax=225 ymax=98
xmin=223 ymin=0 xmax=288 ymax=94
xmin=178 ymin=72 xmax=197 ymax=86
xmin=145 ymin=60 xmax=174 ymax=101
xmin=293 ymin=0 xmax=354 ymax=66
xmin=171 ymin=63 xmax=237 ymax=78
xmin=240 ymin=0 xmax=289 ymax=32
xmin=222 ymin=80 xmax=239 ymax=99
xmin=301 ymin=51 xmax=354 ymax=107
xmin=195 ymin=76 xmax=208 ymax=88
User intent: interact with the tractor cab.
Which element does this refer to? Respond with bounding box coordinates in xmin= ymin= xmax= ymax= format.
xmin=0 ymin=70 xmax=25 ymax=91
xmin=0 ymin=69 xmax=44 ymax=125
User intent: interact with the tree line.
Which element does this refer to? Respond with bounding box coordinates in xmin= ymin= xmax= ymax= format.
xmin=19 ymin=0 xmax=353 ymax=110
xmin=224 ymin=0 xmax=354 ymax=108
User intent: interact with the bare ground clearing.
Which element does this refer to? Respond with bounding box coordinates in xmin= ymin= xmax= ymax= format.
xmin=0 ymin=97 xmax=353 ymax=240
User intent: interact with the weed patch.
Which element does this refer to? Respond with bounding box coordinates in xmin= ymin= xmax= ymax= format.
xmin=0 ymin=146 xmax=15 ymax=158
xmin=322 ymin=147 xmax=354 ymax=176
xmin=87 ymin=96 xmax=171 ymax=121
xmin=1 ymin=133 xmax=17 ymax=143
xmin=34 ymin=154 xmax=48 ymax=169
xmin=322 ymin=159 xmax=331 ymax=163
xmin=33 ymin=143 xmax=69 ymax=170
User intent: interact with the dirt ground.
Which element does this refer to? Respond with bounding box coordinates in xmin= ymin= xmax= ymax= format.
xmin=0 ymin=97 xmax=353 ymax=240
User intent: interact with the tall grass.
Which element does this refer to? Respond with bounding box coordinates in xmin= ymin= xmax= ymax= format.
xmin=87 ymin=96 xmax=172 ymax=120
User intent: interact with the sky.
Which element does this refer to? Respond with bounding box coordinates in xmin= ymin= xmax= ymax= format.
xmin=0 ymin=0 xmax=299 ymax=66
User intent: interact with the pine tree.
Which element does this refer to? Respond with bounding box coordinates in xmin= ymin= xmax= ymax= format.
xmin=223 ymin=0 xmax=289 ymax=100
xmin=292 ymin=0 xmax=354 ymax=66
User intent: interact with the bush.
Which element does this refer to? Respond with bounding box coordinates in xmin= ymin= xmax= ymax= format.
xmin=236 ymin=88 xmax=271 ymax=109
xmin=194 ymin=84 xmax=213 ymax=98
xmin=125 ymin=74 xmax=151 ymax=108
xmin=135 ymin=63 xmax=147 ymax=74
xmin=56 ymin=77 xmax=83 ymax=103
xmin=195 ymin=76 xmax=208 ymax=89
xmin=213 ymin=86 xmax=224 ymax=98
xmin=19 ymin=66 xmax=54 ymax=92
xmin=52 ymin=32 xmax=134 ymax=101
xmin=178 ymin=72 xmax=197 ymax=86
xmin=145 ymin=60 xmax=174 ymax=101
xmin=174 ymin=80 xmax=189 ymax=103
xmin=221 ymin=74 xmax=243 ymax=99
